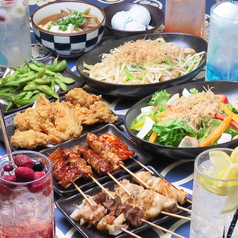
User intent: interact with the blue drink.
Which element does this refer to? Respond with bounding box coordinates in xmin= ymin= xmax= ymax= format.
xmin=206 ymin=2 xmax=238 ymax=81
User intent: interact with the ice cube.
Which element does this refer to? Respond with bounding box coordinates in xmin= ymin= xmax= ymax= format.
xmin=213 ymin=2 xmax=238 ymax=19
xmin=128 ymin=5 xmax=151 ymax=26
xmin=111 ymin=11 xmax=131 ymax=30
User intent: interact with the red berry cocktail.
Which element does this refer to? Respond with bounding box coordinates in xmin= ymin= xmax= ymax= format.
xmin=0 ymin=151 xmax=55 ymax=238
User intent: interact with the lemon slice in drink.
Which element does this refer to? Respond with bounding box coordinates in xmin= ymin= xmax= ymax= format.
xmin=208 ymin=150 xmax=232 ymax=177
xmin=230 ymin=146 xmax=238 ymax=163
xmin=217 ymin=163 xmax=238 ymax=187
xmin=198 ymin=174 xmax=229 ymax=196
xmin=218 ymin=163 xmax=238 ymax=214
xmin=221 ymin=188 xmax=238 ymax=214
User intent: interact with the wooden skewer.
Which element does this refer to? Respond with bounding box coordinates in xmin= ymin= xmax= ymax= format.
xmin=73 ymin=182 xmax=188 ymax=238
xmin=141 ymin=219 xmax=186 ymax=238
xmin=121 ymin=228 xmax=142 ymax=238
xmin=160 ymin=211 xmax=191 ymax=221
xmin=118 ymin=166 xmax=192 ymax=215
xmin=107 ymin=172 xmax=132 ymax=196
xmin=132 ymin=159 xmax=154 ymax=174
xmin=73 ymin=182 xmax=96 ymax=207
xmin=177 ymin=205 xmax=191 ymax=213
xmin=89 ymin=174 xmax=114 ymax=199
xmin=120 ymin=164 xmax=150 ymax=189
xmin=186 ymin=198 xmax=192 ymax=204
xmin=129 ymin=168 xmax=192 ymax=205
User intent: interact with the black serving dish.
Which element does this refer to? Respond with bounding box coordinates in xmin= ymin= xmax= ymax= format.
xmin=56 ymin=166 xmax=191 ymax=238
xmin=0 ymin=99 xmax=123 ymax=152
xmin=1 ymin=56 xmax=85 ymax=115
xmin=125 ymin=81 xmax=238 ymax=160
xmin=77 ymin=33 xmax=207 ymax=99
xmin=41 ymin=124 xmax=153 ymax=196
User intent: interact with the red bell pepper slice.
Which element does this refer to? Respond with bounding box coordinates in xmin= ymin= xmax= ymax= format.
xmin=215 ymin=113 xmax=238 ymax=130
xmin=215 ymin=94 xmax=228 ymax=104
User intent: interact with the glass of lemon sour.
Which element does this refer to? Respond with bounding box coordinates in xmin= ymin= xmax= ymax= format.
xmin=190 ymin=147 xmax=238 ymax=238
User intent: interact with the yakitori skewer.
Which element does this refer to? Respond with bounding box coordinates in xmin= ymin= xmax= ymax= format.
xmin=86 ymin=133 xmax=151 ymax=189
xmin=132 ymin=171 xmax=191 ymax=206
xmin=72 ymin=182 xmax=188 ymax=238
xmin=115 ymin=179 xmax=190 ymax=218
xmin=86 ymin=133 xmax=191 ymax=209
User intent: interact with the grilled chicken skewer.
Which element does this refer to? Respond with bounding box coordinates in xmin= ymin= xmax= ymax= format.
xmin=48 ymin=133 xmax=137 ymax=188
xmin=71 ymin=181 xmax=188 ymax=238
xmin=48 ymin=146 xmax=93 ymax=188
xmin=86 ymin=133 xmax=150 ymax=188
xmin=132 ymin=171 xmax=189 ymax=205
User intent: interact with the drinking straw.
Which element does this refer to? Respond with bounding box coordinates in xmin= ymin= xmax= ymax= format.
xmin=0 ymin=103 xmax=14 ymax=164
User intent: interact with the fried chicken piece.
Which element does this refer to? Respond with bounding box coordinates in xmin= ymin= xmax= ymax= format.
xmin=49 ymin=100 xmax=83 ymax=141
xmin=65 ymin=88 xmax=101 ymax=108
xmin=13 ymin=108 xmax=35 ymax=131
xmin=11 ymin=88 xmax=118 ymax=149
xmin=74 ymin=101 xmax=118 ymax=125
xmin=11 ymin=99 xmax=83 ymax=149
xmin=11 ymin=129 xmax=50 ymax=149
xmin=34 ymin=93 xmax=51 ymax=108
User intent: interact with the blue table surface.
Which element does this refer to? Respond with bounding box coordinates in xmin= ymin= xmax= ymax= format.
xmin=0 ymin=0 xmax=216 ymax=237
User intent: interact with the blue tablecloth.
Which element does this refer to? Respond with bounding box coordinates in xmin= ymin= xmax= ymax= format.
xmin=0 ymin=1 xmax=216 ymax=237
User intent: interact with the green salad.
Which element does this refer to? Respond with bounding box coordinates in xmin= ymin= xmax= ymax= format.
xmin=130 ymin=88 xmax=238 ymax=147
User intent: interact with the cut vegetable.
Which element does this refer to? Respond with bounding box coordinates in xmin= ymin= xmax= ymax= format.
xmin=199 ymin=112 xmax=233 ymax=147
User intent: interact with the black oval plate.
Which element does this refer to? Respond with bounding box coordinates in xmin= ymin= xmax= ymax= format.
xmin=41 ymin=124 xmax=152 ymax=197
xmin=125 ymin=81 xmax=238 ymax=160
xmin=1 ymin=56 xmax=85 ymax=115
xmin=77 ymin=32 xmax=207 ymax=98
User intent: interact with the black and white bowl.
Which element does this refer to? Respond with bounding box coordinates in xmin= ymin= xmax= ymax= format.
xmin=31 ymin=1 xmax=106 ymax=58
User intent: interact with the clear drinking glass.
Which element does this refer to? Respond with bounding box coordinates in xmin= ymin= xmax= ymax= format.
xmin=0 ymin=150 xmax=55 ymax=238
xmin=164 ymin=0 xmax=206 ymax=37
xmin=0 ymin=0 xmax=32 ymax=68
xmin=206 ymin=2 xmax=238 ymax=81
xmin=190 ymin=148 xmax=238 ymax=238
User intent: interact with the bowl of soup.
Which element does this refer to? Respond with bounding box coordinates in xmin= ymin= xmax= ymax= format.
xmin=31 ymin=1 xmax=106 ymax=58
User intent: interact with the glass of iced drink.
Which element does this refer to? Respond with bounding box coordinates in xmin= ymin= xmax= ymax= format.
xmin=164 ymin=0 xmax=206 ymax=37
xmin=190 ymin=147 xmax=238 ymax=238
xmin=206 ymin=2 xmax=238 ymax=81
xmin=0 ymin=0 xmax=32 ymax=68
xmin=0 ymin=150 xmax=55 ymax=238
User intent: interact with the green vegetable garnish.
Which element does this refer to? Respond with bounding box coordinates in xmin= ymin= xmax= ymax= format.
xmin=47 ymin=10 xmax=88 ymax=31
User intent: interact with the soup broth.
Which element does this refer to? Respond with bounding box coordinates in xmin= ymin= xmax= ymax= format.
xmin=37 ymin=8 xmax=100 ymax=34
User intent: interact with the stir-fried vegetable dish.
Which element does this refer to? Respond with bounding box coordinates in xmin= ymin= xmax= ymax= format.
xmin=83 ymin=38 xmax=205 ymax=85
xmin=130 ymin=88 xmax=238 ymax=147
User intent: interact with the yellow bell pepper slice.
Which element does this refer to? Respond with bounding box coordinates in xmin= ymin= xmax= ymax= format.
xmin=130 ymin=120 xmax=145 ymax=129
xmin=221 ymin=103 xmax=238 ymax=123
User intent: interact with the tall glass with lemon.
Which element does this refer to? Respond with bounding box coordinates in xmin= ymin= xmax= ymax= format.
xmin=190 ymin=148 xmax=238 ymax=238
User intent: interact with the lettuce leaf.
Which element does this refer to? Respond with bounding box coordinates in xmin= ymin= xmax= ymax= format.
xmin=189 ymin=88 xmax=199 ymax=94
xmin=130 ymin=106 xmax=166 ymax=131
xmin=148 ymin=90 xmax=171 ymax=106
xmin=151 ymin=119 xmax=196 ymax=147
